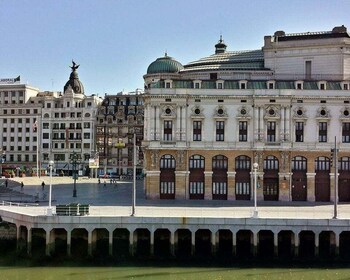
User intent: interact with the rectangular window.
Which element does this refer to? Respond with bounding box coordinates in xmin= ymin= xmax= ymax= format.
xmin=216 ymin=121 xmax=225 ymax=141
xmin=163 ymin=120 xmax=172 ymax=141
xmin=342 ymin=123 xmax=350 ymax=143
xmin=305 ymin=60 xmax=312 ymax=79
xmin=193 ymin=121 xmax=202 ymax=141
xmin=319 ymin=122 xmax=327 ymax=142
xmin=295 ymin=122 xmax=304 ymax=142
xmin=267 ymin=121 xmax=276 ymax=142
xmin=189 ymin=182 xmax=204 ymax=194
xmin=239 ymin=121 xmax=247 ymax=141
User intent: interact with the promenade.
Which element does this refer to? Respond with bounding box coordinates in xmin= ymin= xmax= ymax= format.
xmin=0 ymin=176 xmax=349 ymax=220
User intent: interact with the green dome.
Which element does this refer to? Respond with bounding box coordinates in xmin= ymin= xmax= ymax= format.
xmin=147 ymin=53 xmax=184 ymax=74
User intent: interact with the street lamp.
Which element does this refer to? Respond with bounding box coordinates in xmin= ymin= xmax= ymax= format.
xmin=47 ymin=160 xmax=54 ymax=216
xmin=253 ymin=162 xmax=259 ymax=218
xmin=131 ymin=133 xmax=136 ymax=216
xmin=70 ymin=152 xmax=79 ymax=197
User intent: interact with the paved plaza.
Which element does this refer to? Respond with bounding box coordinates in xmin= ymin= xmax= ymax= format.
xmin=0 ymin=176 xmax=349 ymax=220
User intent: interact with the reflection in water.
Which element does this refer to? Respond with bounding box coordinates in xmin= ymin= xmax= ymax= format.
xmin=1 ymin=266 xmax=350 ymax=280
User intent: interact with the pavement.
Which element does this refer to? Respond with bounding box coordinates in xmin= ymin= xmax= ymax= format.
xmin=0 ymin=176 xmax=349 ymax=219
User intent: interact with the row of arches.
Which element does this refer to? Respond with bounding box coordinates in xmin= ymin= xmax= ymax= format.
xmin=11 ymin=225 xmax=350 ymax=261
xmin=159 ymin=155 xmax=350 ymax=202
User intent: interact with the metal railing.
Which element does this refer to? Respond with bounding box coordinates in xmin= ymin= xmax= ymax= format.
xmin=0 ymin=201 xmax=39 ymax=207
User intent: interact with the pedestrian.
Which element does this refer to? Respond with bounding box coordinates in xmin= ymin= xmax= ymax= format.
xmin=98 ymin=178 xmax=101 ymax=184
xmin=103 ymin=180 xmax=106 ymax=187
xmin=21 ymin=181 xmax=24 ymax=189
xmin=41 ymin=181 xmax=45 ymax=190
xmin=5 ymin=179 xmax=8 ymax=188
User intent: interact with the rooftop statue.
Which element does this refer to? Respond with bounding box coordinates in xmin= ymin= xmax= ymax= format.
xmin=70 ymin=60 xmax=80 ymax=71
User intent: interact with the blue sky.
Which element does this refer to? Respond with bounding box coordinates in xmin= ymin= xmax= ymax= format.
xmin=1 ymin=0 xmax=349 ymax=95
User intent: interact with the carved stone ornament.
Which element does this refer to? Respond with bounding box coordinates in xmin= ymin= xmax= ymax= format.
xmin=177 ymin=150 xmax=185 ymax=168
xmin=151 ymin=150 xmax=159 ymax=167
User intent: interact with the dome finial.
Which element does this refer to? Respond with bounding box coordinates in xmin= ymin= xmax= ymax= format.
xmin=165 ymin=50 xmax=168 ymax=57
xmin=215 ymin=34 xmax=227 ymax=54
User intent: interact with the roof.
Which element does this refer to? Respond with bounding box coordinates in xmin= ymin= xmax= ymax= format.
xmin=183 ymin=50 xmax=266 ymax=72
xmin=147 ymin=54 xmax=184 ymax=74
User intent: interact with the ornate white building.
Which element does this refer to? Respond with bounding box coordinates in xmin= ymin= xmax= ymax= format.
xmin=143 ymin=25 xmax=350 ymax=202
xmin=30 ymin=62 xmax=102 ymax=176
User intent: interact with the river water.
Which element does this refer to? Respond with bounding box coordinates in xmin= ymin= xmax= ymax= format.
xmin=1 ymin=266 xmax=350 ymax=280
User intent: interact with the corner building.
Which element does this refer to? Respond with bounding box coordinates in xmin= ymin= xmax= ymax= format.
xmin=143 ymin=25 xmax=350 ymax=202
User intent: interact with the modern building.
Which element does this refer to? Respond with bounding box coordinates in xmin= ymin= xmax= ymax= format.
xmin=95 ymin=90 xmax=144 ymax=177
xmin=0 ymin=77 xmax=41 ymax=176
xmin=142 ymin=25 xmax=350 ymax=202
xmin=30 ymin=62 xmax=102 ymax=176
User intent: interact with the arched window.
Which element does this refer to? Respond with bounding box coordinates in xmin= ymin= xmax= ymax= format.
xmin=291 ymin=156 xmax=307 ymax=201
xmin=212 ymin=155 xmax=228 ymax=200
xmin=263 ymin=156 xmax=279 ymax=201
xmin=160 ymin=155 xmax=176 ymax=199
xmin=189 ymin=155 xmax=205 ymax=199
xmin=315 ymin=157 xmax=330 ymax=202
xmin=235 ymin=156 xmax=251 ymax=200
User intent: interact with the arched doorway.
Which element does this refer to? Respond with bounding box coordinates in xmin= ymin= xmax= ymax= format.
xmin=189 ymin=155 xmax=205 ymax=200
xmin=263 ymin=156 xmax=279 ymax=201
xmin=212 ymin=155 xmax=228 ymax=200
xmin=291 ymin=156 xmax=307 ymax=201
xmin=315 ymin=156 xmax=330 ymax=202
xmin=339 ymin=157 xmax=350 ymax=202
xmin=160 ymin=154 xmax=176 ymax=199
xmin=235 ymin=155 xmax=251 ymax=200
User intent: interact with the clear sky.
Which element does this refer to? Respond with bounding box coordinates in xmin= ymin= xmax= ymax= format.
xmin=1 ymin=0 xmax=349 ymax=95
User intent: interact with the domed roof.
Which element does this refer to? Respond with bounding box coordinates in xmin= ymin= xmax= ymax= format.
xmin=64 ymin=60 xmax=85 ymax=95
xmin=147 ymin=53 xmax=184 ymax=74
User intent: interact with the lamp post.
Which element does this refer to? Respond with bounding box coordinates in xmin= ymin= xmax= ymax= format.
xmin=71 ymin=152 xmax=78 ymax=197
xmin=253 ymin=162 xmax=259 ymax=218
xmin=47 ymin=160 xmax=54 ymax=216
xmin=131 ymin=133 xmax=136 ymax=216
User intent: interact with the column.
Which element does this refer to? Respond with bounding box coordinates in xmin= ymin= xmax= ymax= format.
xmin=155 ymin=106 xmax=160 ymax=140
xmin=67 ymin=230 xmax=71 ymax=257
xmin=87 ymin=230 xmax=92 ymax=256
xmin=274 ymin=232 xmax=278 ymax=258
xmin=204 ymin=171 xmax=213 ymax=200
xmin=146 ymin=171 xmax=160 ymax=199
xmin=280 ymin=106 xmax=285 ymax=141
xmin=259 ymin=107 xmax=264 ymax=141
xmin=27 ymin=228 xmax=32 ymax=256
xmin=170 ymin=231 xmax=175 ymax=257
xmin=227 ymin=172 xmax=236 ymax=200
xmin=108 ymin=230 xmax=113 ymax=256
xmin=45 ymin=230 xmax=51 ymax=256
xmin=279 ymin=173 xmax=290 ymax=201
xmin=211 ymin=231 xmax=216 ymax=257
xmin=16 ymin=225 xmax=21 ymax=252
xmin=252 ymin=231 xmax=258 ymax=257
xmin=176 ymin=106 xmax=181 ymax=141
xmin=150 ymin=230 xmax=154 ymax=257
xmin=191 ymin=231 xmax=195 ymax=256
xmin=129 ymin=230 xmax=134 ymax=256
xmin=254 ymin=106 xmax=260 ymax=141
xmin=307 ymin=173 xmax=316 ymax=202
xmin=175 ymin=171 xmax=188 ymax=200
xmin=335 ymin=232 xmax=339 ymax=258
xmin=294 ymin=232 xmax=299 ymax=258
xmin=232 ymin=231 xmax=237 ymax=258
xmin=315 ymin=232 xmax=319 ymax=258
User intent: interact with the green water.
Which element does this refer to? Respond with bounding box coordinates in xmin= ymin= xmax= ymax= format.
xmin=1 ymin=266 xmax=350 ymax=280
